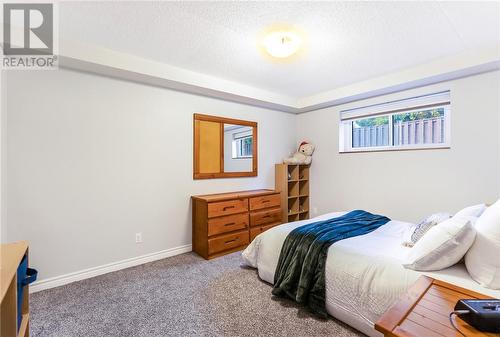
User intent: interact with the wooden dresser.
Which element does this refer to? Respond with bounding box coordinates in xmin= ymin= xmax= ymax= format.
xmin=192 ymin=189 xmax=282 ymax=259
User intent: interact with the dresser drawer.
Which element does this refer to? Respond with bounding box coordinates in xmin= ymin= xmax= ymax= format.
xmin=208 ymin=230 xmax=249 ymax=255
xmin=207 ymin=199 xmax=248 ymax=218
xmin=249 ymin=193 xmax=280 ymax=211
xmin=250 ymin=207 xmax=282 ymax=227
xmin=208 ymin=213 xmax=248 ymax=236
xmin=250 ymin=223 xmax=277 ymax=241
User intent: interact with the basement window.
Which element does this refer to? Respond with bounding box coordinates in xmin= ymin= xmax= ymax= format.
xmin=232 ymin=133 xmax=253 ymax=159
xmin=339 ymin=91 xmax=451 ymax=153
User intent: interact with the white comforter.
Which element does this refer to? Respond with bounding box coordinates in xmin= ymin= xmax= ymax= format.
xmin=242 ymin=211 xmax=500 ymax=337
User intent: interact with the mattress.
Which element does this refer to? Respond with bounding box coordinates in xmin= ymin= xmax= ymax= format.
xmin=242 ymin=211 xmax=500 ymax=337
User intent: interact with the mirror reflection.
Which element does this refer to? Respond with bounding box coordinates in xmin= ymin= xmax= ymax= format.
xmin=224 ymin=124 xmax=253 ymax=173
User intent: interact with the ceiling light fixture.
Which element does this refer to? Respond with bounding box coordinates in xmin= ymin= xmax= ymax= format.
xmin=263 ymin=31 xmax=302 ymax=59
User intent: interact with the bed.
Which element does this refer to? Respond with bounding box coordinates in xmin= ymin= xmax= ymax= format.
xmin=242 ymin=211 xmax=500 ymax=337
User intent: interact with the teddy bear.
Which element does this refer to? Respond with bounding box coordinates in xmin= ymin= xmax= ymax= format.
xmin=283 ymin=142 xmax=315 ymax=165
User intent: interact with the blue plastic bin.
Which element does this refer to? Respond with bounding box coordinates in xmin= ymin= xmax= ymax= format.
xmin=16 ymin=255 xmax=38 ymax=330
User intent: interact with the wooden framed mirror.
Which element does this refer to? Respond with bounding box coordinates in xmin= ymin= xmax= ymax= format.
xmin=193 ymin=113 xmax=257 ymax=179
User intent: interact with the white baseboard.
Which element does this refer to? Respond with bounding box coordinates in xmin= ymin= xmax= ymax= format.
xmin=30 ymin=244 xmax=192 ymax=293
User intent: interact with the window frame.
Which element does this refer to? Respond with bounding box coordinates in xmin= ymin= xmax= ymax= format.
xmin=339 ymin=104 xmax=451 ymax=153
xmin=232 ymin=134 xmax=253 ymax=159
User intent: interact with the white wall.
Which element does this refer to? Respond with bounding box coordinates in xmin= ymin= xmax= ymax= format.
xmin=297 ymin=71 xmax=500 ymax=223
xmin=2 ymin=68 xmax=296 ymax=280
xmin=3 ymin=67 xmax=500 ymax=284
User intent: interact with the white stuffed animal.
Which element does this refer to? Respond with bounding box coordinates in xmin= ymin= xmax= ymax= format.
xmin=283 ymin=142 xmax=315 ymax=165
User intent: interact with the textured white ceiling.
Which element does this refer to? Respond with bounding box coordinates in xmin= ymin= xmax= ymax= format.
xmin=59 ymin=1 xmax=500 ymax=97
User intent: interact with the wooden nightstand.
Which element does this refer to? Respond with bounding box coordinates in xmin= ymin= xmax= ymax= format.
xmin=375 ymin=276 xmax=497 ymax=337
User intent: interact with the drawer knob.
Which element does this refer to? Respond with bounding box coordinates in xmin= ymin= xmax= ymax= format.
xmin=263 ymin=215 xmax=271 ymax=218
xmin=262 ymin=199 xmax=270 ymax=203
xmin=225 ymin=238 xmax=239 ymax=244
xmin=224 ymin=222 xmax=236 ymax=227
xmin=223 ymin=206 xmax=235 ymax=211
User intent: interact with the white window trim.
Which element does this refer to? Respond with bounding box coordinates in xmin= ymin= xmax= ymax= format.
xmin=232 ymin=134 xmax=253 ymax=159
xmin=339 ymin=104 xmax=451 ymax=153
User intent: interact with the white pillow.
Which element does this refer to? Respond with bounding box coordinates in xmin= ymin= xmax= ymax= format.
xmin=402 ymin=224 xmax=417 ymax=246
xmin=465 ymin=199 xmax=500 ymax=289
xmin=401 ymin=212 xmax=451 ymax=247
xmin=403 ymin=216 xmax=476 ymax=271
xmin=455 ymin=204 xmax=487 ymax=218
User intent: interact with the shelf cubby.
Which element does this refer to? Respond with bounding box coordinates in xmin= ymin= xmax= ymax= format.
xmin=287 ymin=165 xmax=299 ymax=181
xmin=288 ymin=197 xmax=299 ymax=215
xmin=299 ymin=165 xmax=309 ymax=181
xmin=288 ymin=181 xmax=299 ymax=197
xmin=1 ymin=241 xmax=30 ymax=337
xmin=299 ymin=180 xmax=309 ymax=196
xmin=299 ymin=195 xmax=309 ymax=214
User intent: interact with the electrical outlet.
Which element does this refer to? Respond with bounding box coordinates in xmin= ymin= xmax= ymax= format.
xmin=135 ymin=232 xmax=142 ymax=243
xmin=312 ymin=207 xmax=318 ymax=215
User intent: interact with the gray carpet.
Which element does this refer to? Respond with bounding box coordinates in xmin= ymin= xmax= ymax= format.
xmin=31 ymin=252 xmax=366 ymax=337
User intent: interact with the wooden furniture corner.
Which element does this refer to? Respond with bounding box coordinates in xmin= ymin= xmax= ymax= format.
xmin=1 ymin=241 xmax=30 ymax=337
xmin=375 ymin=276 xmax=496 ymax=337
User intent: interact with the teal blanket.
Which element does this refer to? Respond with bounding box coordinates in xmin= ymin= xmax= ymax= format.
xmin=272 ymin=210 xmax=390 ymax=317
